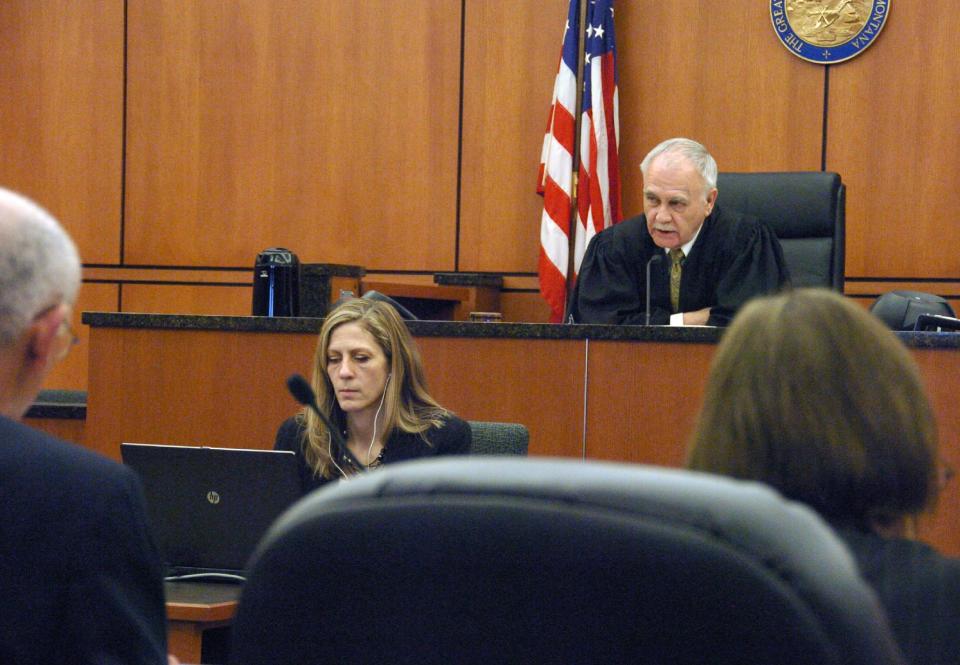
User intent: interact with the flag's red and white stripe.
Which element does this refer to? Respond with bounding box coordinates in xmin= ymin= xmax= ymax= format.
xmin=574 ymin=21 xmax=621 ymax=273
xmin=537 ymin=8 xmax=579 ymax=323
xmin=538 ymin=0 xmax=621 ymax=322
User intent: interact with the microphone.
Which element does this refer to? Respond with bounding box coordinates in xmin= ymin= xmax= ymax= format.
xmin=645 ymin=254 xmax=664 ymax=326
xmin=286 ymin=374 xmax=366 ymax=474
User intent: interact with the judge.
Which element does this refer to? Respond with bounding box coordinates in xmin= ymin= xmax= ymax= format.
xmin=571 ymin=138 xmax=790 ymax=326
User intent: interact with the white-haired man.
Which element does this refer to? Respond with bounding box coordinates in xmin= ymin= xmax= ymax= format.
xmin=572 ymin=138 xmax=790 ymax=326
xmin=0 ymin=188 xmax=171 ymax=664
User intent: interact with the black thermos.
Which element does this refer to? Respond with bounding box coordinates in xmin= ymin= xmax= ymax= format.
xmin=252 ymin=248 xmax=300 ymax=316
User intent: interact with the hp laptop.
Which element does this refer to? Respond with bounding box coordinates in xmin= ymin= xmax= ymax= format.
xmin=121 ymin=443 xmax=302 ymax=581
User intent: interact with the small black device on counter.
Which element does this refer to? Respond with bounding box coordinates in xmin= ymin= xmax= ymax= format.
xmin=252 ymin=248 xmax=300 ymax=316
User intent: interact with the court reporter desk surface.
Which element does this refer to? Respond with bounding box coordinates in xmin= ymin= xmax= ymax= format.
xmin=165 ymin=581 xmax=238 ymax=664
xmin=81 ymin=312 xmax=960 ymax=560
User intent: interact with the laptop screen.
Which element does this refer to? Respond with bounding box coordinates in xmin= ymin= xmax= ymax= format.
xmin=121 ymin=443 xmax=302 ymax=580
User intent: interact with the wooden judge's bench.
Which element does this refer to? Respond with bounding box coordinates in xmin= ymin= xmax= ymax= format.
xmin=79 ymin=312 xmax=960 ymax=559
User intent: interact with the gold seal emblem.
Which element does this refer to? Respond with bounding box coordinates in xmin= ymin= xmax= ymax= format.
xmin=787 ymin=0 xmax=872 ymax=47
xmin=771 ymin=0 xmax=889 ymax=64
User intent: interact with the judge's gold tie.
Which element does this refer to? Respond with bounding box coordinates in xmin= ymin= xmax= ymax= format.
xmin=669 ymin=248 xmax=685 ymax=313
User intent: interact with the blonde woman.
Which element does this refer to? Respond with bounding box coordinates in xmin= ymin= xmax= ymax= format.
xmin=275 ymin=298 xmax=470 ymax=492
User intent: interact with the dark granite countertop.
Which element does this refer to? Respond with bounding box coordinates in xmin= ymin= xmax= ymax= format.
xmin=30 ymin=315 xmax=960 ymax=420
xmin=82 ymin=312 xmax=722 ymax=343
xmin=80 ymin=312 xmax=960 ymax=348
xmin=433 ymin=272 xmax=504 ymax=288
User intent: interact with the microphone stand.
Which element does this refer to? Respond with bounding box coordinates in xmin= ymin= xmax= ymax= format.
xmin=286 ymin=374 xmax=367 ymax=474
xmin=645 ymin=254 xmax=663 ymax=326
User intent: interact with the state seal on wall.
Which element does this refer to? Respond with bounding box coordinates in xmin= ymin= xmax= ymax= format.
xmin=770 ymin=0 xmax=890 ymax=64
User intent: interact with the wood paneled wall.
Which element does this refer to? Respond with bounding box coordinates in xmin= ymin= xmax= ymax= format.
xmin=125 ymin=0 xmax=462 ymax=270
xmin=3 ymin=0 xmax=960 ymax=392
xmin=0 ymin=0 xmax=123 ymax=264
xmin=458 ymin=0 xmax=568 ymax=274
xmin=829 ymin=0 xmax=960 ymax=280
xmin=616 ymin=1 xmax=826 ymax=203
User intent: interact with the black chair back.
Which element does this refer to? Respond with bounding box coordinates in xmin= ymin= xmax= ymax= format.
xmin=230 ymin=458 xmax=903 ymax=665
xmin=467 ymin=421 xmax=529 ymax=455
xmin=717 ymin=172 xmax=845 ymax=291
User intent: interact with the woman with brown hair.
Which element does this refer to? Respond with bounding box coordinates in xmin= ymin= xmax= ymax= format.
xmin=275 ymin=297 xmax=470 ymax=493
xmin=687 ymin=288 xmax=958 ymax=665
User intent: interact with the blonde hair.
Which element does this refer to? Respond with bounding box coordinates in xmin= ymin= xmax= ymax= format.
xmin=687 ymin=288 xmax=938 ymax=527
xmin=301 ymin=298 xmax=447 ymax=478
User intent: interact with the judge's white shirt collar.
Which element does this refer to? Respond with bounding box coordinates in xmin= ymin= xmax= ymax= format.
xmin=662 ymin=221 xmax=702 ymax=259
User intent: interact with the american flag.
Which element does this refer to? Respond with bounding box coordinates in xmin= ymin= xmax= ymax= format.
xmin=538 ymin=0 xmax=621 ymax=322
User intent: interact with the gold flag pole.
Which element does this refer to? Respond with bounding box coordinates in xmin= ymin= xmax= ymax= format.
xmin=562 ymin=0 xmax=588 ymax=323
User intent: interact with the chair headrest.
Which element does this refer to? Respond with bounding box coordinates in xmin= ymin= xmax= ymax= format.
xmin=265 ymin=460 xmax=851 ymax=575
xmin=716 ymin=171 xmax=842 ymax=238
xmin=238 ymin=459 xmax=902 ymax=665
xmin=359 ymin=290 xmax=419 ymax=320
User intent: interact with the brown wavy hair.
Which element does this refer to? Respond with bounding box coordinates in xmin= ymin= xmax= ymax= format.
xmin=687 ymin=288 xmax=939 ymax=529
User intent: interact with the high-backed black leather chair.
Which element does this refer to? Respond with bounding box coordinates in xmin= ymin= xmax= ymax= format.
xmin=717 ymin=172 xmax=845 ymax=291
xmin=230 ymin=458 xmax=904 ymax=665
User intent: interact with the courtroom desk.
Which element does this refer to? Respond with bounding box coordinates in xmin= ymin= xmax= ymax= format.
xmin=82 ymin=312 xmax=960 ymax=556
xmin=166 ymin=581 xmax=239 ymax=664
xmin=23 ymin=388 xmax=87 ymax=446
xmin=360 ymin=277 xmax=500 ymax=320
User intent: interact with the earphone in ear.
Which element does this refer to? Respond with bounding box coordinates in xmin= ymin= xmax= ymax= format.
xmin=367 ymin=372 xmax=392 ymax=466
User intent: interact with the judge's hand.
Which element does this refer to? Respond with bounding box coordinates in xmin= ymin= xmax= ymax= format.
xmin=682 ymin=308 xmax=711 ymax=326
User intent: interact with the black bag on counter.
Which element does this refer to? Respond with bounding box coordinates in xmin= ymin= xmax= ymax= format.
xmin=252 ymin=248 xmax=300 ymax=317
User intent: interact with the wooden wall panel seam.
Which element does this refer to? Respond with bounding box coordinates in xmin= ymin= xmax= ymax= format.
xmin=581 ymin=339 xmax=589 ymax=460
xmin=454 ymin=0 xmax=466 ymax=273
xmin=119 ymin=0 xmax=128 ymax=265
xmin=821 ymin=65 xmax=830 ymax=171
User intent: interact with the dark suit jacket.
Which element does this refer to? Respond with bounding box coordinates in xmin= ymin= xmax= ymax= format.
xmin=0 ymin=414 xmax=168 ymax=664
xmin=837 ymin=527 xmax=960 ymax=665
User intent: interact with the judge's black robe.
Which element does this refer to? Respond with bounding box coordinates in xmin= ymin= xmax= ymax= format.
xmin=571 ymin=204 xmax=790 ymax=326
